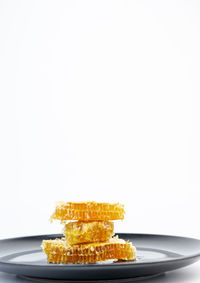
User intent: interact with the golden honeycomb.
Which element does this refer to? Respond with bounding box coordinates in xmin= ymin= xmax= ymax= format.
xmin=51 ymin=202 xmax=125 ymax=222
xmin=63 ymin=221 xmax=114 ymax=245
xmin=42 ymin=237 xmax=136 ymax=264
xmin=42 ymin=201 xmax=136 ymax=264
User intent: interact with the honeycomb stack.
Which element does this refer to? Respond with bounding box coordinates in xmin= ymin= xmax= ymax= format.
xmin=42 ymin=201 xmax=136 ymax=264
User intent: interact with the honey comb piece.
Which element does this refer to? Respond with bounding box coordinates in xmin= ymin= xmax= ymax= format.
xmin=63 ymin=221 xmax=114 ymax=245
xmin=51 ymin=202 xmax=125 ymax=221
xmin=41 ymin=237 xmax=136 ymax=264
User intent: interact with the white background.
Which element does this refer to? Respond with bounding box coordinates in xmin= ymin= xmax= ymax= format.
xmin=0 ymin=0 xmax=200 ymax=282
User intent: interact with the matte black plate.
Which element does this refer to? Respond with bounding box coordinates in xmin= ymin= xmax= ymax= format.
xmin=0 ymin=233 xmax=200 ymax=280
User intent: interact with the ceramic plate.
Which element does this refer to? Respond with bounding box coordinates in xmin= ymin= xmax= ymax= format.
xmin=0 ymin=233 xmax=200 ymax=281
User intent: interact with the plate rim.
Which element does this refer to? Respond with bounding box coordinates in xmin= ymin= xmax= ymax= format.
xmin=0 ymin=233 xmax=200 ymax=269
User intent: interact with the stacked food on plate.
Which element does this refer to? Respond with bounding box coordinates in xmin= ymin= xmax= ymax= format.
xmin=42 ymin=201 xmax=136 ymax=264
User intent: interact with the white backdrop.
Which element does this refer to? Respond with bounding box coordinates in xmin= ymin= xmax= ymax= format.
xmin=0 ymin=0 xmax=200 ymax=243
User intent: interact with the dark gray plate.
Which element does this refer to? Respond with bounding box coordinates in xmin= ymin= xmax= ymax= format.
xmin=0 ymin=233 xmax=200 ymax=281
